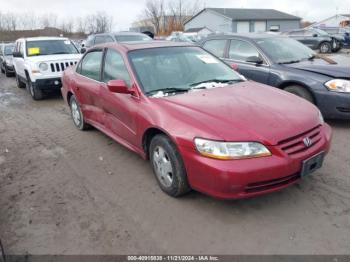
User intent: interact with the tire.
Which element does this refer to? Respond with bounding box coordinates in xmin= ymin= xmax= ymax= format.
xmin=15 ymin=73 xmax=26 ymax=88
xmin=69 ymin=95 xmax=90 ymax=130
xmin=5 ymin=67 xmax=11 ymax=77
xmin=284 ymin=85 xmax=314 ymax=104
xmin=27 ymin=76 xmax=44 ymax=100
xmin=319 ymin=42 xmax=332 ymax=54
xmin=149 ymin=134 xmax=191 ymax=197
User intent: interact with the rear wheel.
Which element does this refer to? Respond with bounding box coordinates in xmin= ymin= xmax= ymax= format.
xmin=69 ymin=95 xmax=90 ymax=130
xmin=319 ymin=42 xmax=332 ymax=53
xmin=284 ymin=85 xmax=314 ymax=104
xmin=149 ymin=134 xmax=191 ymax=197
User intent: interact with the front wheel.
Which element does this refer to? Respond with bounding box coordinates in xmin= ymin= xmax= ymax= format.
xmin=69 ymin=95 xmax=90 ymax=130
xmin=284 ymin=85 xmax=314 ymax=104
xmin=319 ymin=42 xmax=332 ymax=54
xmin=15 ymin=73 xmax=26 ymax=88
xmin=149 ymin=135 xmax=191 ymax=197
xmin=27 ymin=77 xmax=44 ymax=100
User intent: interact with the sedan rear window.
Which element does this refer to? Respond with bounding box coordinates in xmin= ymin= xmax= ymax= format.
xmin=115 ymin=34 xmax=152 ymax=42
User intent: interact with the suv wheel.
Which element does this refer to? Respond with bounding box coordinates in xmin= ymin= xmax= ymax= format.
xmin=15 ymin=73 xmax=26 ymax=88
xmin=27 ymin=76 xmax=44 ymax=100
xmin=69 ymin=95 xmax=89 ymax=130
xmin=284 ymin=85 xmax=314 ymax=104
xmin=149 ymin=134 xmax=191 ymax=197
xmin=319 ymin=42 xmax=332 ymax=53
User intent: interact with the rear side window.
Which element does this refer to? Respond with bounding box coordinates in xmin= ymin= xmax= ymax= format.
xmin=102 ymin=49 xmax=131 ymax=85
xmin=229 ymin=39 xmax=261 ymax=62
xmin=79 ymin=50 xmax=103 ymax=81
xmin=202 ymin=40 xmax=226 ymax=57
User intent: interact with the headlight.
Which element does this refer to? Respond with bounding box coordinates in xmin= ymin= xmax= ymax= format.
xmin=194 ymin=138 xmax=271 ymax=160
xmin=318 ymin=110 xmax=324 ymax=125
xmin=5 ymin=59 xmax=13 ymax=66
xmin=39 ymin=62 xmax=48 ymax=71
xmin=325 ymin=79 xmax=350 ymax=93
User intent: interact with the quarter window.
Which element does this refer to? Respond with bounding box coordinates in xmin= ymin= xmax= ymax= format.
xmin=229 ymin=39 xmax=261 ymax=63
xmin=80 ymin=50 xmax=103 ymax=81
xmin=202 ymin=40 xmax=226 ymax=58
xmin=102 ymin=49 xmax=131 ymax=85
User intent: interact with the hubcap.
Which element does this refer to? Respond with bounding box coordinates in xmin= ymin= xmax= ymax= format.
xmin=321 ymin=44 xmax=329 ymax=53
xmin=71 ymin=100 xmax=81 ymax=126
xmin=153 ymin=146 xmax=173 ymax=188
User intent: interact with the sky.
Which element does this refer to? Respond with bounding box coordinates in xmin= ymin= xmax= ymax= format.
xmin=1 ymin=0 xmax=350 ymax=30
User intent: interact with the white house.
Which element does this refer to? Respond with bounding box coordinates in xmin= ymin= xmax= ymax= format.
xmin=310 ymin=14 xmax=350 ymax=28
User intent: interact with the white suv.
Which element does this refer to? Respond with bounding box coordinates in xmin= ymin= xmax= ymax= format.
xmin=13 ymin=37 xmax=82 ymax=100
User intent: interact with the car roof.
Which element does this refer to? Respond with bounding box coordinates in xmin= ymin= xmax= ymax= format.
xmin=21 ymin=37 xmax=69 ymax=41
xmin=91 ymin=31 xmax=148 ymax=37
xmin=202 ymin=33 xmax=288 ymax=41
xmin=94 ymin=41 xmax=196 ymax=52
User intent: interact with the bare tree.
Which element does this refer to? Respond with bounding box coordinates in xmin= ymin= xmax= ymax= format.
xmin=40 ymin=13 xmax=58 ymax=29
xmin=144 ymin=0 xmax=165 ymax=34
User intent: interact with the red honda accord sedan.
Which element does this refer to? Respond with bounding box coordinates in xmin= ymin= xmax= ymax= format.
xmin=61 ymin=41 xmax=332 ymax=199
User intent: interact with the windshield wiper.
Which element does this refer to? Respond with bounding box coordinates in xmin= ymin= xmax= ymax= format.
xmin=51 ymin=52 xmax=70 ymax=55
xmin=146 ymin=87 xmax=189 ymax=95
xmin=278 ymin=60 xmax=300 ymax=64
xmin=190 ymin=79 xmax=243 ymax=87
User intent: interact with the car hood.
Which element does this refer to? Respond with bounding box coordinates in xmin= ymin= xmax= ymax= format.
xmin=284 ymin=57 xmax=350 ymax=78
xmin=151 ymin=82 xmax=320 ymax=146
xmin=26 ymin=54 xmax=82 ymax=63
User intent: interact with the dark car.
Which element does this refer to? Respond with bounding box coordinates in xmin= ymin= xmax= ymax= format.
xmin=200 ymin=34 xmax=350 ymax=120
xmin=82 ymin=32 xmax=152 ymax=53
xmin=0 ymin=43 xmax=15 ymax=77
xmin=319 ymin=27 xmax=350 ymax=47
xmin=282 ymin=28 xmax=344 ymax=53
xmin=61 ymin=41 xmax=330 ymax=199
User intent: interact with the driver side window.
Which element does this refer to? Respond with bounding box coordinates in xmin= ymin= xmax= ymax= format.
xmin=102 ymin=49 xmax=131 ymax=86
xmin=228 ymin=39 xmax=262 ymax=63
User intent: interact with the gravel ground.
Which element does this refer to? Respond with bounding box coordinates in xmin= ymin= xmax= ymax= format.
xmin=0 ymin=74 xmax=350 ymax=255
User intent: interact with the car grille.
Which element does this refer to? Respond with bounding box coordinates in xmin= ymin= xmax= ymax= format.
xmin=277 ymin=125 xmax=322 ymax=156
xmin=50 ymin=61 xmax=78 ymax=73
xmin=245 ymin=173 xmax=300 ymax=193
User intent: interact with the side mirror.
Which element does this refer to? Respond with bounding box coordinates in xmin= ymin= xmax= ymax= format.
xmin=80 ymin=48 xmax=86 ymax=54
xmin=107 ymin=80 xmax=134 ymax=94
xmin=12 ymin=51 xmax=23 ymax=58
xmin=313 ymin=33 xmax=318 ymax=37
xmin=246 ymin=56 xmax=263 ymax=65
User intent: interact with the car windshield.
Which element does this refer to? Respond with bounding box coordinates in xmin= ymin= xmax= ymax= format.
xmin=257 ymin=37 xmax=315 ymax=64
xmin=26 ymin=40 xmax=79 ymax=56
xmin=115 ymin=34 xmax=152 ymax=42
xmin=128 ymin=46 xmax=243 ymax=96
xmin=4 ymin=45 xmax=15 ymax=55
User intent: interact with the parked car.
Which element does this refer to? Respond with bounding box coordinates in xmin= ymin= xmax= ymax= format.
xmin=166 ymin=32 xmax=194 ymax=43
xmin=318 ymin=27 xmax=350 ymax=47
xmin=200 ymin=34 xmax=350 ymax=120
xmin=13 ymin=37 xmax=81 ymax=100
xmin=82 ymin=32 xmax=152 ymax=53
xmin=0 ymin=43 xmax=15 ymax=77
xmin=61 ymin=41 xmax=331 ymax=199
xmin=282 ymin=28 xmax=344 ymax=53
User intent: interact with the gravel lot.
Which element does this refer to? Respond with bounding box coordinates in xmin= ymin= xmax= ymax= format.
xmin=0 ymin=71 xmax=350 ymax=255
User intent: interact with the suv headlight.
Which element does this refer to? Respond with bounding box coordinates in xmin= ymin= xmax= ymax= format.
xmin=194 ymin=138 xmax=271 ymax=160
xmin=39 ymin=62 xmax=48 ymax=71
xmin=325 ymin=79 xmax=350 ymax=93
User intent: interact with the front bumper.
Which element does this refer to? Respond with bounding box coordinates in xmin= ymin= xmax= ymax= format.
xmin=34 ymin=77 xmax=62 ymax=91
xmin=179 ymin=124 xmax=332 ymax=199
xmin=315 ymin=89 xmax=350 ymax=120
